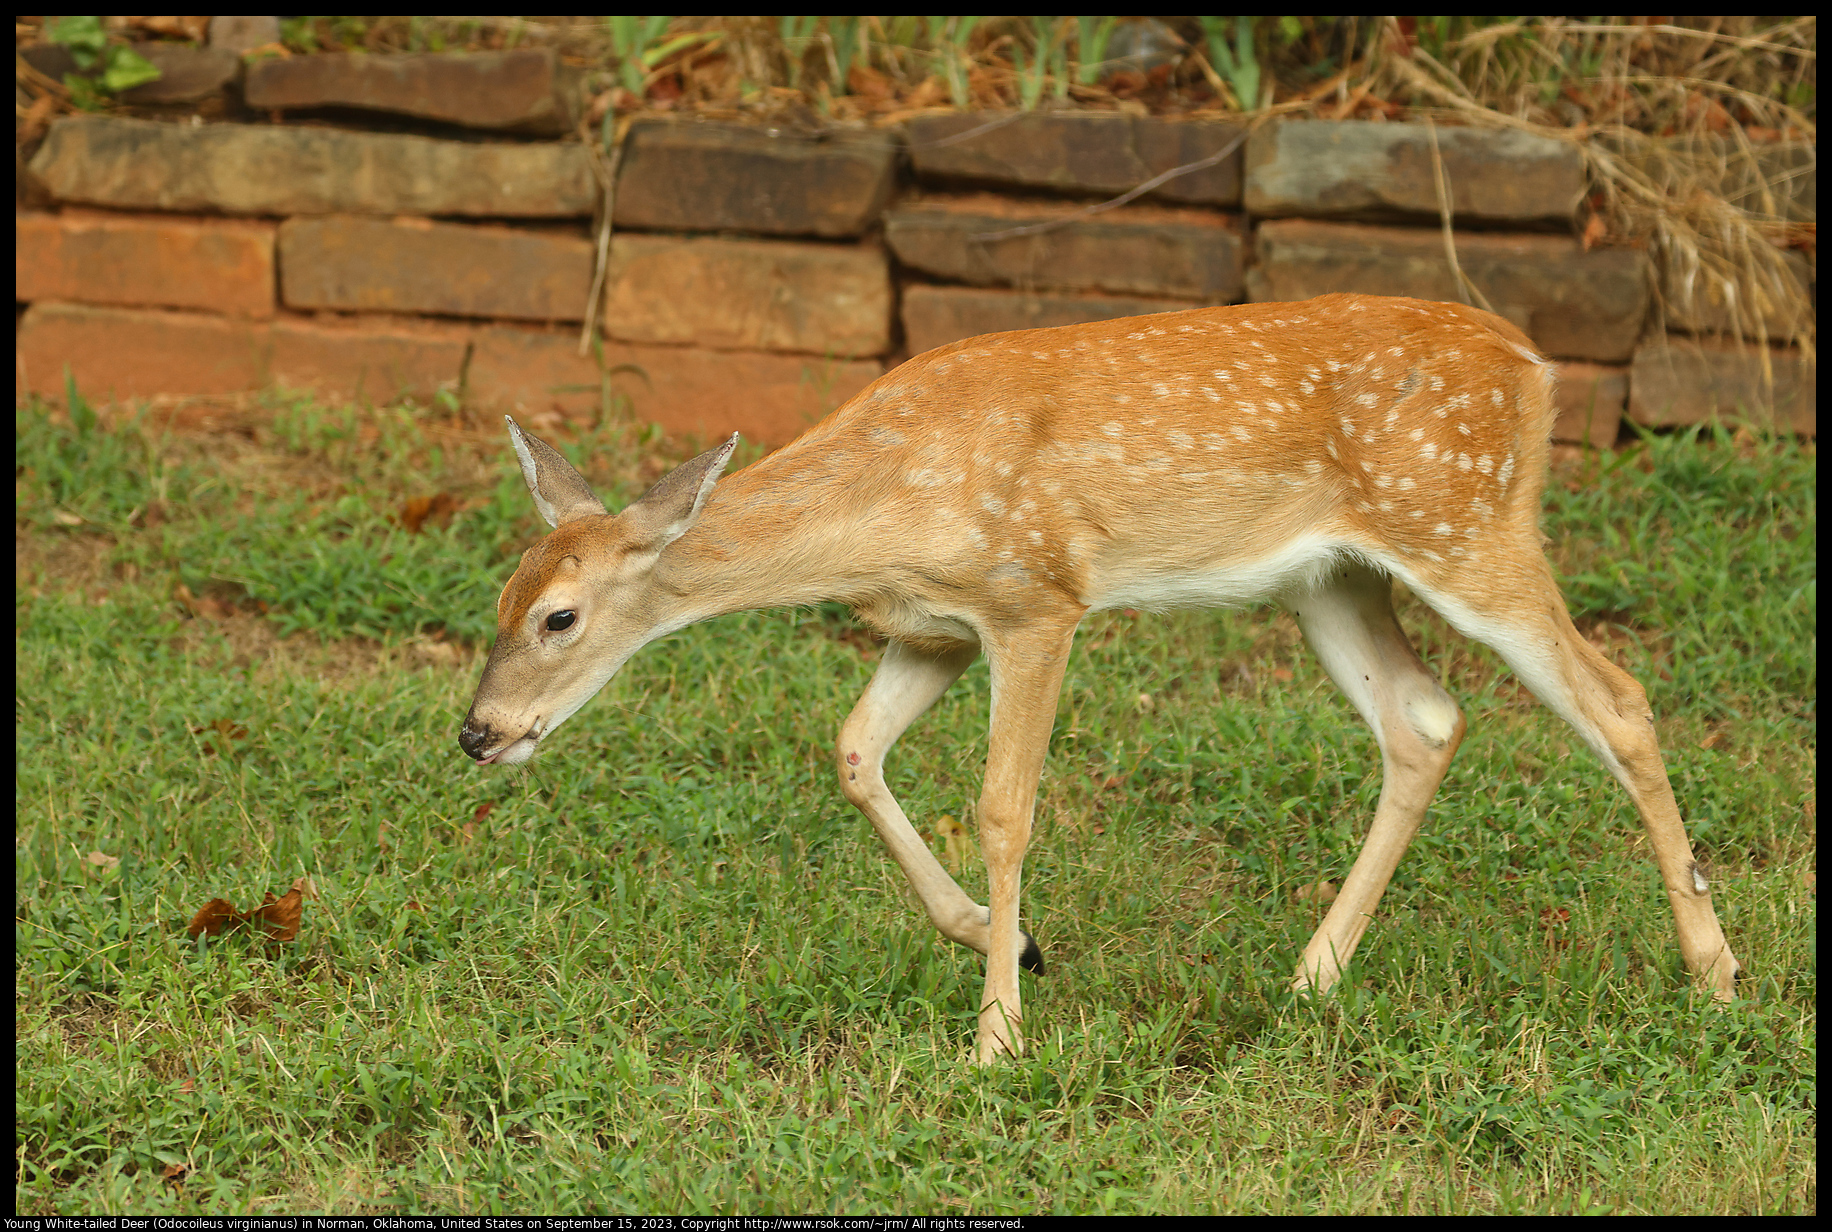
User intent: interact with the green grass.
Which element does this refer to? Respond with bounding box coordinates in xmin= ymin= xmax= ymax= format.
xmin=14 ymin=393 xmax=1816 ymax=1214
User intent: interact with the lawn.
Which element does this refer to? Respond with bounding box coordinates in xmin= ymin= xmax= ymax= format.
xmin=14 ymin=390 xmax=1816 ymax=1214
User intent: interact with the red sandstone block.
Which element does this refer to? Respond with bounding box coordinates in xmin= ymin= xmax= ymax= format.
xmin=901 ymin=284 xmax=1194 ymax=356
xmin=16 ymin=302 xmax=268 ymax=401
xmin=469 ymin=326 xmax=882 ymax=446
xmin=602 ymin=234 xmax=892 ymax=357
xmin=16 ymin=301 xmax=470 ymax=408
xmin=279 ymin=215 xmax=593 ymax=322
xmin=270 ymin=313 xmax=470 ymax=405
xmin=1551 ymin=361 xmax=1627 ymax=445
xmin=466 ymin=325 xmax=608 ymax=425
xmin=1629 ymin=337 xmax=1815 ymax=436
xmin=16 ymin=208 xmax=276 ymax=319
xmin=614 ymin=342 xmax=881 ymax=447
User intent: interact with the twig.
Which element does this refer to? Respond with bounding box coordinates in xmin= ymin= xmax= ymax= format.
xmin=577 ymin=114 xmax=629 ymax=357
xmin=968 ymin=121 xmax=1258 ymax=244
xmin=16 ymin=56 xmax=72 ymax=100
xmin=1426 ymin=117 xmax=1496 ymax=315
xmin=904 ymin=109 xmax=1031 ymax=150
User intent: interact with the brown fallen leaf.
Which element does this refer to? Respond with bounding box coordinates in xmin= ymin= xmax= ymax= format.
xmin=291 ymin=875 xmax=319 ymax=903
xmin=188 ymin=898 xmax=240 ymax=939
xmin=85 ymin=850 xmax=120 ymax=871
xmin=462 ymin=801 xmax=492 ymax=845
xmin=190 ymin=717 xmax=250 ymax=756
xmin=186 ymin=886 xmax=303 ymax=943
xmin=250 ymin=888 xmax=302 ymax=943
xmin=399 ymin=492 xmax=463 ymax=534
xmin=176 ymin=583 xmax=237 ymax=621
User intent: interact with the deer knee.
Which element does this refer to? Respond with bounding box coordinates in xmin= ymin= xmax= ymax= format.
xmin=1402 ymin=686 xmax=1464 ymax=752
xmin=836 ymin=736 xmax=882 ymax=809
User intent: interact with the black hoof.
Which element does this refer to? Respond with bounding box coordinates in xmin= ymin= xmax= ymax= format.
xmin=1020 ymin=931 xmax=1045 ymax=976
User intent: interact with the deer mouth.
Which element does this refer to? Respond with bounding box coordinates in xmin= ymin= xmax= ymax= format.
xmin=480 ymin=733 xmax=538 ymax=766
xmin=462 ymin=716 xmax=544 ymax=765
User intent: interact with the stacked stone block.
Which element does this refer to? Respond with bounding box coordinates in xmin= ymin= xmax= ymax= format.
xmin=14 ymin=54 xmax=1815 ymax=444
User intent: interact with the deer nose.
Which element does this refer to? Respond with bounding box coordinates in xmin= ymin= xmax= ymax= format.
xmin=458 ymin=718 xmax=494 ymax=761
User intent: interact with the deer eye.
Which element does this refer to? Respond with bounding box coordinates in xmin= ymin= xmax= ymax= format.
xmin=545 ymin=610 xmax=576 ymax=632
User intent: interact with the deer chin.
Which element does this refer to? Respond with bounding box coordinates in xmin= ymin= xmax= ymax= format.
xmin=485 ymin=735 xmax=539 ymax=766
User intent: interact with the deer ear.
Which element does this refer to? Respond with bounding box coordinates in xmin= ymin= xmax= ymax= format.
xmin=622 ymin=433 xmax=739 ymax=553
xmin=507 ymin=417 xmax=608 ymax=528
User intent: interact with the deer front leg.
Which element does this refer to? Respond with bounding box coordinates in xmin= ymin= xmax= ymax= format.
xmin=975 ymin=620 xmax=1079 ymax=1063
xmin=837 ymin=640 xmax=1044 ymax=974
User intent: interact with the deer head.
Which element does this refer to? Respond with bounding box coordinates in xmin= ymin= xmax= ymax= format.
xmin=458 ymin=417 xmax=737 ymax=765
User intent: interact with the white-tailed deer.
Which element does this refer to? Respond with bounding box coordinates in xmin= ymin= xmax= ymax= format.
xmin=460 ymin=293 xmax=1741 ymax=1063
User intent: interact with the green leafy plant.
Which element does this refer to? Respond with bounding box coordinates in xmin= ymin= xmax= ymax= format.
xmin=925 ymin=15 xmax=982 ymax=108
xmin=45 ymin=15 xmax=161 ymax=108
xmin=1013 ymin=15 xmax=1068 ymax=109
xmin=1077 ymin=15 xmax=1119 ymax=84
xmin=606 ymin=15 xmax=672 ymax=95
xmin=1200 ymin=15 xmax=1262 ymax=110
xmin=825 ymin=15 xmax=860 ymax=95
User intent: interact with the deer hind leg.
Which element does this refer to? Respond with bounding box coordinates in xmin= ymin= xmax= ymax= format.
xmin=836 ymin=639 xmax=1044 ymax=978
xmin=1412 ymin=555 xmax=1741 ymax=1000
xmin=1287 ymin=563 xmax=1467 ymax=997
xmin=974 ymin=618 xmax=1079 ymax=1063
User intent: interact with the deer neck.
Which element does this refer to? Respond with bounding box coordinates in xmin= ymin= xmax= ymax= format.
xmin=650 ymin=436 xmax=872 ymax=622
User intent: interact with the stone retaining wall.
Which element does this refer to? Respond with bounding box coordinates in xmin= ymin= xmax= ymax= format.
xmin=14 ymin=58 xmax=1815 ymax=445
